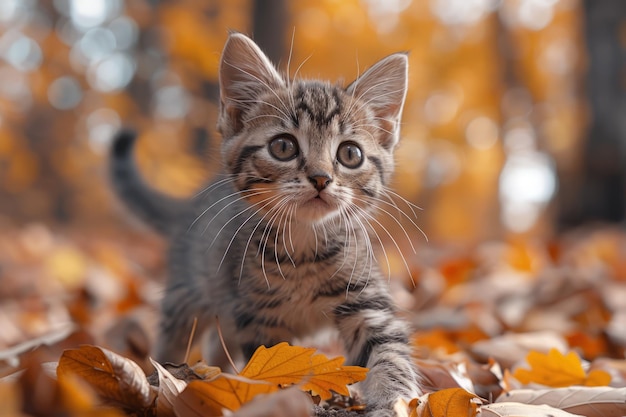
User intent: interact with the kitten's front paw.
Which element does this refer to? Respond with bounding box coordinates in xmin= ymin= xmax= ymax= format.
xmin=364 ymin=398 xmax=412 ymax=417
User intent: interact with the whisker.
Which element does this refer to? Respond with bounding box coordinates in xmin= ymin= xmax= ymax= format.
xmin=352 ymin=204 xmax=415 ymax=287
xmin=222 ymin=60 xmax=292 ymax=117
xmin=351 ymin=195 xmax=418 ymax=254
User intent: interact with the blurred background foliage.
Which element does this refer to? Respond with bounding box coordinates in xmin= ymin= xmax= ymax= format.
xmin=0 ymin=0 xmax=623 ymax=245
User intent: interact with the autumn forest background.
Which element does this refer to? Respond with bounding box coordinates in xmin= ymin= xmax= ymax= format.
xmin=2 ymin=0 xmax=626 ymax=415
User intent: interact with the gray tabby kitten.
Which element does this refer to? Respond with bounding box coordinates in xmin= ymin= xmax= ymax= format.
xmin=111 ymin=33 xmax=422 ymax=415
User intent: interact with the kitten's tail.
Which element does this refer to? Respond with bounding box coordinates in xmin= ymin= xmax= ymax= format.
xmin=110 ymin=129 xmax=188 ymax=236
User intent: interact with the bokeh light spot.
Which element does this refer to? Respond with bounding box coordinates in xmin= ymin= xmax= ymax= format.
xmin=48 ymin=76 xmax=83 ymax=110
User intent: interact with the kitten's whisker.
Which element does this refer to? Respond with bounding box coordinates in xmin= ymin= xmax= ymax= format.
xmin=196 ymin=189 xmax=274 ymax=235
xmin=382 ymin=188 xmax=423 ymax=217
xmin=381 ymin=188 xmax=428 ymax=243
xmin=282 ymin=205 xmax=296 ymax=268
xmin=353 ymin=123 xmax=394 ymax=136
xmin=192 ymin=175 xmax=238 ymax=198
xmin=188 ymin=186 xmax=270 ymax=232
xmin=222 ymin=60 xmax=292 ymax=117
xmin=292 ymin=54 xmax=313 ymax=84
xmin=341 ymin=208 xmax=361 ymax=295
xmin=236 ymin=195 xmax=289 ymax=286
xmin=343 ymin=204 xmax=376 ymax=291
xmin=211 ymin=192 xmax=279 ymax=256
xmin=260 ymin=198 xmax=291 ymax=286
xmin=233 ymin=97 xmax=291 ymax=121
xmin=286 ymin=28 xmax=297 ymax=121
xmin=352 ymin=204 xmax=415 ymax=286
xmin=245 ymin=114 xmax=286 ymax=123
xmin=273 ymin=201 xmax=292 ymax=280
xmin=352 ymin=195 xmax=418 ymax=254
xmin=342 ymin=53 xmax=361 ymax=125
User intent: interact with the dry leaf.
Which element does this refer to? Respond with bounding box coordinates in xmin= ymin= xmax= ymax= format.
xmin=57 ymin=345 xmax=154 ymax=409
xmin=173 ymin=374 xmax=277 ymax=416
xmin=151 ymin=359 xmax=188 ymax=417
xmin=415 ymin=388 xmax=479 ymax=417
xmin=413 ymin=358 xmax=475 ymax=393
xmin=513 ymin=349 xmax=611 ymax=387
xmin=479 ymin=402 xmax=584 ymax=417
xmin=497 ymin=387 xmax=626 ymax=417
xmin=471 ymin=331 xmax=568 ymax=368
xmin=230 ymin=386 xmax=312 ymax=417
xmin=239 ymin=342 xmax=368 ymax=400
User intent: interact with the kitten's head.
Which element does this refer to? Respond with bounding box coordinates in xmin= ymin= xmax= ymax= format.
xmin=217 ymin=33 xmax=408 ymax=224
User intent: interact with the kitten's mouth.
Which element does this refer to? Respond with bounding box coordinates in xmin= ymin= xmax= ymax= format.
xmin=298 ymin=192 xmax=336 ymax=220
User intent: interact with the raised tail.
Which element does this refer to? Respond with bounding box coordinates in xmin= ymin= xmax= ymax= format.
xmin=110 ymin=129 xmax=189 ymax=236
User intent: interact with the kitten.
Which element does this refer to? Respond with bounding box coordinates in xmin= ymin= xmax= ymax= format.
xmin=111 ymin=33 xmax=422 ymax=415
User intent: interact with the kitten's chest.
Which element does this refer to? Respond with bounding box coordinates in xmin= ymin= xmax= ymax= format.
xmin=242 ymin=261 xmax=345 ymax=331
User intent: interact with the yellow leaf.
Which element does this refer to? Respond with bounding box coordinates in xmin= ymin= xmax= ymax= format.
xmin=585 ymin=369 xmax=612 ymax=387
xmin=513 ymin=349 xmax=611 ymax=387
xmin=239 ymin=342 xmax=368 ymax=400
xmin=417 ymin=388 xmax=479 ymax=417
xmin=174 ymin=374 xmax=277 ymax=416
xmin=57 ymin=345 xmax=154 ymax=409
xmin=45 ymin=246 xmax=88 ymax=290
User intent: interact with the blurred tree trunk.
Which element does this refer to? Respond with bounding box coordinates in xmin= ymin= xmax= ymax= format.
xmin=558 ymin=0 xmax=626 ymax=228
xmin=251 ymin=0 xmax=288 ymax=64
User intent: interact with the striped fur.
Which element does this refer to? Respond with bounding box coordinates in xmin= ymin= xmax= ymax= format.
xmin=111 ymin=33 xmax=422 ymax=414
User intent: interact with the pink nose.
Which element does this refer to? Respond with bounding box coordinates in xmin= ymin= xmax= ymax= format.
xmin=308 ymin=174 xmax=332 ymax=191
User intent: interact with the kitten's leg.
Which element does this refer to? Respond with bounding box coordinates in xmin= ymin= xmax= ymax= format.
xmin=333 ymin=290 xmax=421 ymax=415
xmin=154 ymin=284 xmax=212 ymax=363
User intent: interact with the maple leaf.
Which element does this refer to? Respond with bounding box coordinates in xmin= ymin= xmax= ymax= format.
xmin=513 ymin=349 xmax=611 ymax=387
xmin=174 ymin=374 xmax=278 ymax=416
xmin=239 ymin=342 xmax=368 ymax=400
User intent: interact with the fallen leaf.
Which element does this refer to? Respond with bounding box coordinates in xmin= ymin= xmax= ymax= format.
xmin=513 ymin=349 xmax=611 ymax=387
xmin=151 ymin=359 xmax=188 ymax=417
xmin=497 ymin=387 xmax=626 ymax=417
xmin=174 ymin=374 xmax=277 ymax=416
xmin=415 ymin=388 xmax=479 ymax=417
xmin=479 ymin=402 xmax=584 ymax=417
xmin=413 ymin=358 xmax=475 ymax=393
xmin=57 ymin=345 xmax=154 ymax=409
xmin=239 ymin=342 xmax=368 ymax=400
xmin=230 ymin=386 xmax=312 ymax=417
xmin=471 ymin=331 xmax=569 ymax=368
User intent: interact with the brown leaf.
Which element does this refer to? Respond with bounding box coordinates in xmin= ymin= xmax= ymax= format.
xmin=480 ymin=402 xmax=584 ymax=417
xmin=57 ymin=345 xmax=154 ymax=409
xmin=230 ymin=387 xmax=312 ymax=417
xmin=497 ymin=387 xmax=626 ymax=417
xmin=151 ymin=359 xmax=188 ymax=417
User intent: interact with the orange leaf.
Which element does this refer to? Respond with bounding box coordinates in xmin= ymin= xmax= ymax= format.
xmin=513 ymin=349 xmax=611 ymax=387
xmin=239 ymin=342 xmax=368 ymax=400
xmin=174 ymin=374 xmax=277 ymax=416
xmin=416 ymin=388 xmax=479 ymax=417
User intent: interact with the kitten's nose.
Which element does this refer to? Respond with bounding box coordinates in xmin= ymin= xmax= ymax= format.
xmin=308 ymin=173 xmax=332 ymax=191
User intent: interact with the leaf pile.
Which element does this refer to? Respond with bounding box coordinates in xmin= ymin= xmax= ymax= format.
xmin=19 ymin=343 xmax=365 ymax=417
xmin=3 ymin=225 xmax=626 ymax=416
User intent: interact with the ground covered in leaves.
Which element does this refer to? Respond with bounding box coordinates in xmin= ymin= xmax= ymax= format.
xmin=2 ymin=222 xmax=626 ymax=416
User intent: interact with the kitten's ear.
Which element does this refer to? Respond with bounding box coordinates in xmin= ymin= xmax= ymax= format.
xmin=218 ymin=33 xmax=285 ymax=137
xmin=347 ymin=53 xmax=408 ymax=149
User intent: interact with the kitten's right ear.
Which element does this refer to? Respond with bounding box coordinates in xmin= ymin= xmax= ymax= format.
xmin=218 ymin=33 xmax=285 ymax=138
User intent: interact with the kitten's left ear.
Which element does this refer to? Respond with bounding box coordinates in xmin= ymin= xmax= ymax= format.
xmin=347 ymin=53 xmax=408 ymax=149
xmin=218 ymin=33 xmax=285 ymax=137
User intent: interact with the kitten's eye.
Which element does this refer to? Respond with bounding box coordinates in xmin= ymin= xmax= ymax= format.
xmin=268 ymin=135 xmax=299 ymax=161
xmin=337 ymin=142 xmax=363 ymax=169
